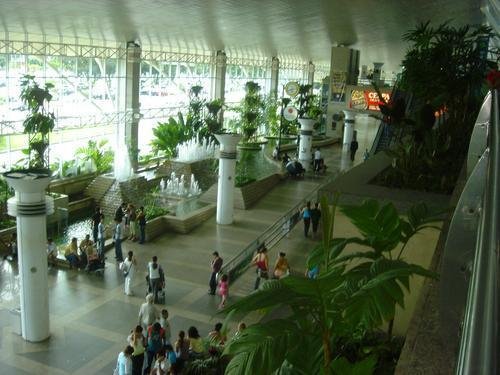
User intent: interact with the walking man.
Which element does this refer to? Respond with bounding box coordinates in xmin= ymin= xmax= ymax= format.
xmin=350 ymin=138 xmax=359 ymax=161
xmin=92 ymin=206 xmax=101 ymax=244
xmin=113 ymin=218 xmax=123 ymax=262
xmin=208 ymin=251 xmax=223 ymax=295
xmin=138 ymin=206 xmax=146 ymax=244
xmin=148 ymin=256 xmax=164 ymax=303
xmin=97 ymin=215 xmax=105 ymax=259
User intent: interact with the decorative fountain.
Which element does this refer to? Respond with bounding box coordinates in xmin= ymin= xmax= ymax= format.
xmin=176 ymin=136 xmax=216 ymax=163
xmin=160 ymin=172 xmax=202 ymax=197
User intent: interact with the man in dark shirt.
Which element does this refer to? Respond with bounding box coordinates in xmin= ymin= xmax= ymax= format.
xmin=114 ymin=202 xmax=126 ymax=223
xmin=350 ymin=139 xmax=359 ymax=161
xmin=92 ymin=207 xmax=102 ymax=244
xmin=209 ymin=251 xmax=223 ymax=295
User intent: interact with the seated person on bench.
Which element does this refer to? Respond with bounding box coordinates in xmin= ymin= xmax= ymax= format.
xmin=47 ymin=238 xmax=57 ymax=263
xmin=64 ymin=237 xmax=80 ymax=268
xmin=85 ymin=245 xmax=104 ymax=272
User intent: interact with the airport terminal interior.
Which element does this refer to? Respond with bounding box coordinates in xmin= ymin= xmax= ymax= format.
xmin=0 ymin=1 xmax=498 ymax=374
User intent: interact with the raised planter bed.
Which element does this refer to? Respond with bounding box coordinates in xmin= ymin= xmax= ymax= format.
xmin=145 ymin=202 xmax=216 ymax=241
xmin=201 ymin=172 xmax=284 ymax=210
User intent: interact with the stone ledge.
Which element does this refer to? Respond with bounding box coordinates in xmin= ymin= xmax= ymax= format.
xmin=145 ymin=203 xmax=216 ymax=241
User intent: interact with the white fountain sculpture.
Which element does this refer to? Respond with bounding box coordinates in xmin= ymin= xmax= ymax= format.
xmin=160 ymin=171 xmax=202 ymax=197
xmin=176 ymin=136 xmax=216 ymax=162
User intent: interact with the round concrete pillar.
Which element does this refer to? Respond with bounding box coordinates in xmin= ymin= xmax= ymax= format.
xmin=298 ymin=118 xmax=315 ymax=171
xmin=4 ymin=170 xmax=54 ymax=342
xmin=342 ymin=110 xmax=356 ymax=147
xmin=214 ymin=134 xmax=241 ymax=225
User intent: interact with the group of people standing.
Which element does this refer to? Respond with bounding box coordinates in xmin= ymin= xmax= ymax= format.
xmin=91 ymin=203 xmax=147 ymax=263
xmin=117 ymin=293 xmax=247 ymax=375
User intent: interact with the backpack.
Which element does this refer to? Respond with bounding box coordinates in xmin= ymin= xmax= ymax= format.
xmin=148 ymin=330 xmax=163 ymax=352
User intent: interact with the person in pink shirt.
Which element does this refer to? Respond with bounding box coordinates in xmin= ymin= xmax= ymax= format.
xmin=218 ymin=274 xmax=229 ymax=309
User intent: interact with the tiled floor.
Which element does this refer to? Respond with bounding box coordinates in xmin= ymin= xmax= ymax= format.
xmin=0 ymin=117 xmax=380 ymax=374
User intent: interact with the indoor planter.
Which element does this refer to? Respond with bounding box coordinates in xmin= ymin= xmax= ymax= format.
xmin=238 ymin=81 xmax=264 ymax=149
xmin=296 ymin=84 xmax=322 ymax=170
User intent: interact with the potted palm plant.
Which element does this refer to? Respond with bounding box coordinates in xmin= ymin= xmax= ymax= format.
xmin=238 ymin=81 xmax=265 ymax=150
xmin=19 ymin=75 xmax=56 ymax=171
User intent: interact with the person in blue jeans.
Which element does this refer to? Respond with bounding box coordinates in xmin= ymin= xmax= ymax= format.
xmin=138 ymin=206 xmax=146 ymax=244
xmin=301 ymin=201 xmax=312 ymax=237
xmin=113 ymin=218 xmax=123 ymax=261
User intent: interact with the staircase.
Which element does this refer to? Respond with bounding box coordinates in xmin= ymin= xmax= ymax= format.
xmin=84 ymin=175 xmax=116 ymax=210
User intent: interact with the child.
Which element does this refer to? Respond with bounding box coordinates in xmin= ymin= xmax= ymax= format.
xmin=218 ymin=274 xmax=229 ymax=309
xmin=159 ymin=309 xmax=171 ymax=344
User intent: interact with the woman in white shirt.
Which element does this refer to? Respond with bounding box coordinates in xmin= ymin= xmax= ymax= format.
xmin=115 ymin=345 xmax=134 ymax=375
xmin=122 ymin=251 xmax=137 ymax=296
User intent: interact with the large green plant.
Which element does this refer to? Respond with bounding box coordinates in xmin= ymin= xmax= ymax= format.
xmin=377 ymin=22 xmax=497 ymax=193
xmin=295 ymin=84 xmax=322 ymax=120
xmin=222 ymin=196 xmax=441 ymax=374
xmin=238 ymin=81 xmax=264 ymax=143
xmin=75 ymin=139 xmax=114 ymax=174
xmin=20 ymin=75 xmax=56 ymax=169
xmin=400 ymin=22 xmax=494 ymax=126
xmin=263 ymin=94 xmax=279 ymax=137
xmin=204 ymin=99 xmax=224 ymax=138
xmin=151 ymin=113 xmax=190 ymax=158
xmin=186 ymin=85 xmax=205 ymax=137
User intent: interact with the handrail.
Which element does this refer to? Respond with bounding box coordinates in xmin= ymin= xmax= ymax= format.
xmin=221 ymin=172 xmax=339 ymax=282
xmin=456 ymin=89 xmax=499 ymax=374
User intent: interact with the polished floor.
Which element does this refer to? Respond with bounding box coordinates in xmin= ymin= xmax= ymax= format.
xmin=0 ymin=118 xmax=383 ymax=374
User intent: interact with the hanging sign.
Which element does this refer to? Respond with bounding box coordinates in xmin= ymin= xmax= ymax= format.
xmin=283 ymin=106 xmax=298 ymax=121
xmin=285 ymin=81 xmax=300 ymax=97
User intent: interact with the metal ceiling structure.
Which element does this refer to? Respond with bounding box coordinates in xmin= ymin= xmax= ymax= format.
xmin=0 ymin=0 xmax=487 ymax=71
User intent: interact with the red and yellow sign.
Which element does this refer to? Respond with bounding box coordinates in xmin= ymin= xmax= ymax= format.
xmin=349 ymin=89 xmax=390 ymax=111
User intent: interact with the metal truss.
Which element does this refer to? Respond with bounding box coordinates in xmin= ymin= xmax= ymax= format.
xmin=0 ymin=40 xmax=126 ymax=59
xmin=279 ymin=59 xmax=308 ymax=71
xmin=0 ymin=107 xmax=185 ymax=136
xmin=141 ymin=49 xmax=215 ymax=64
xmin=226 ymin=56 xmax=272 ymax=68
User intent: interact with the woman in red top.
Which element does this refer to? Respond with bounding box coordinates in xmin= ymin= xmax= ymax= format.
xmin=252 ymin=246 xmax=269 ymax=290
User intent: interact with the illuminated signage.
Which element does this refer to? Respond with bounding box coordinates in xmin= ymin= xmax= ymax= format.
xmin=349 ymin=89 xmax=390 ymax=111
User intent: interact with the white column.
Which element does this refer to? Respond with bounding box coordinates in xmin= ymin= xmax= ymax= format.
xmin=215 ymin=134 xmax=241 ymax=225
xmin=298 ymin=118 xmax=315 ymax=171
xmin=4 ymin=171 xmax=54 ymax=342
xmin=270 ymin=57 xmax=279 ymax=98
xmin=214 ymin=51 xmax=227 ymax=125
xmin=307 ymin=61 xmax=315 ymax=86
xmin=342 ymin=110 xmax=356 ymax=147
xmin=372 ymin=62 xmax=384 ymax=85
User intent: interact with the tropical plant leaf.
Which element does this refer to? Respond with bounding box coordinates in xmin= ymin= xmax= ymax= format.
xmin=331 ymin=355 xmax=377 ymax=375
xmin=343 ymin=258 xmax=437 ymax=329
xmin=340 ymin=200 xmax=402 ymax=254
xmin=223 ymin=319 xmax=302 ymax=375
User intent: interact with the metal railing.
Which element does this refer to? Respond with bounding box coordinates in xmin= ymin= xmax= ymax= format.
xmin=440 ymin=89 xmax=499 ymax=374
xmin=221 ymin=172 xmax=339 ymax=282
xmin=455 ymin=90 xmax=499 ymax=374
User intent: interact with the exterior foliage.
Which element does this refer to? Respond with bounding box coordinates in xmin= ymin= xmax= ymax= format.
xmin=75 ymin=139 xmax=114 ymax=174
